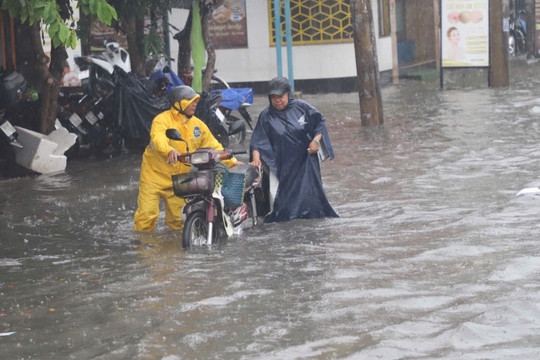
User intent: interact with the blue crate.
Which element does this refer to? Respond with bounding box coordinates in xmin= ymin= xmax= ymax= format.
xmin=217 ymin=171 xmax=247 ymax=208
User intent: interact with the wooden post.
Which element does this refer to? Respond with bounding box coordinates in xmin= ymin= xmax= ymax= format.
xmin=536 ymin=0 xmax=540 ymax=57
xmin=390 ymin=0 xmax=399 ymax=84
xmin=490 ymin=0 xmax=510 ymax=87
xmin=350 ymin=0 xmax=384 ymax=126
xmin=434 ymin=0 xmax=440 ymax=72
xmin=525 ymin=0 xmax=535 ymax=58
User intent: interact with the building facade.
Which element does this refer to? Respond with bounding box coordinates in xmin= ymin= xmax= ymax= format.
xmin=168 ymin=0 xmax=438 ymax=92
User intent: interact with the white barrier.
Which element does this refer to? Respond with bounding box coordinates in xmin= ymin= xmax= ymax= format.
xmin=13 ymin=126 xmax=77 ymax=174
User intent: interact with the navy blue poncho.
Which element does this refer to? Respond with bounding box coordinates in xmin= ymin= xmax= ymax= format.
xmin=250 ymin=96 xmax=339 ymax=223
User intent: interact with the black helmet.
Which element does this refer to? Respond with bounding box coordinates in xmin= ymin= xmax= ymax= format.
xmin=268 ymin=76 xmax=291 ymax=96
xmin=168 ymin=85 xmax=200 ymax=115
xmin=168 ymin=85 xmax=197 ymax=107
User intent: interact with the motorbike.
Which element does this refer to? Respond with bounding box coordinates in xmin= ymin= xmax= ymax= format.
xmin=179 ymin=66 xmax=251 ymax=145
xmin=0 ymin=71 xmax=27 ymax=149
xmin=147 ymin=57 xmax=246 ymax=148
xmin=56 ymin=85 xmax=111 ymax=157
xmin=0 ymin=109 xmax=23 ymax=148
xmin=509 ymin=14 xmax=526 ymax=56
xmin=202 ymin=70 xmax=255 ymax=133
xmin=166 ymin=128 xmax=265 ymax=248
xmin=58 ymin=41 xmax=130 ymax=157
xmin=213 ymin=87 xmax=255 ymax=134
xmin=194 ymin=90 xmax=246 ymax=148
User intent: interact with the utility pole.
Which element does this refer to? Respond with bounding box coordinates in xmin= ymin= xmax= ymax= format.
xmin=433 ymin=0 xmax=440 ymax=73
xmin=350 ymin=0 xmax=384 ymax=126
xmin=525 ymin=0 xmax=535 ymax=58
xmin=390 ymin=0 xmax=399 ymax=84
xmin=490 ymin=0 xmax=510 ymax=87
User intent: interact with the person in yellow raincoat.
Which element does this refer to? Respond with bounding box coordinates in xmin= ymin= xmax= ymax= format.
xmin=134 ymin=85 xmax=239 ymax=232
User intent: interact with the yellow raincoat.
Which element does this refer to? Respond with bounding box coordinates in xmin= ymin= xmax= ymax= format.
xmin=134 ymin=100 xmax=237 ymax=232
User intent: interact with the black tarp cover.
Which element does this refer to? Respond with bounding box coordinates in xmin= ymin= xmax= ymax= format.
xmin=115 ymin=71 xmax=169 ymax=147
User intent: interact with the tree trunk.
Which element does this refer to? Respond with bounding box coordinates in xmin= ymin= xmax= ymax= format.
xmin=525 ymin=0 xmax=535 ymax=58
xmin=201 ymin=3 xmax=215 ymax=91
xmin=350 ymin=0 xmax=384 ymax=126
xmin=122 ymin=14 xmax=146 ymax=76
xmin=174 ymin=9 xmax=193 ymax=78
xmin=15 ymin=21 xmax=66 ymax=134
xmin=490 ymin=0 xmax=510 ymax=87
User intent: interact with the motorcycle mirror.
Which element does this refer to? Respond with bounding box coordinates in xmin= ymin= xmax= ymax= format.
xmin=166 ymin=128 xmax=183 ymax=141
xmin=166 ymin=128 xmax=190 ymax=152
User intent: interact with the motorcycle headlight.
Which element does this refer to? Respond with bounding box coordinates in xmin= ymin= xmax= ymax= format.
xmin=191 ymin=152 xmax=211 ymax=164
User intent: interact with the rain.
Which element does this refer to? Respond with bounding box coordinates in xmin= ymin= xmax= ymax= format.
xmin=2 ymin=58 xmax=540 ymax=359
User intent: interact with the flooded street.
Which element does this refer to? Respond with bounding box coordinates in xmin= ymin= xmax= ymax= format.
xmin=3 ymin=58 xmax=540 ymax=359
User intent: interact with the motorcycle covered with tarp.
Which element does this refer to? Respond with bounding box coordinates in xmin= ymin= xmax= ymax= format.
xmin=114 ymin=69 xmax=170 ymax=150
xmin=212 ymin=87 xmax=254 ymax=132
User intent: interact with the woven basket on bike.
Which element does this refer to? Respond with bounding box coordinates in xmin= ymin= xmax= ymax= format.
xmin=215 ymin=170 xmax=247 ymax=208
xmin=172 ymin=171 xmax=215 ymax=197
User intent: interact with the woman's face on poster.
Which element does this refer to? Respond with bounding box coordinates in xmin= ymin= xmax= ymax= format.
xmin=448 ymin=28 xmax=461 ymax=45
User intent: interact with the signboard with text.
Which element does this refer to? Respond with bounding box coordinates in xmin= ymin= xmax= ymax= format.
xmin=441 ymin=0 xmax=490 ymax=68
xmin=208 ymin=0 xmax=248 ymax=49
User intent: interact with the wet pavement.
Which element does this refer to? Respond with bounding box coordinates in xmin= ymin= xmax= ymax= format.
xmin=3 ymin=57 xmax=540 ymax=359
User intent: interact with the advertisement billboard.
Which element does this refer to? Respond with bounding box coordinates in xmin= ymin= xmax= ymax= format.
xmin=441 ymin=0 xmax=490 ymax=67
xmin=208 ymin=0 xmax=248 ymax=49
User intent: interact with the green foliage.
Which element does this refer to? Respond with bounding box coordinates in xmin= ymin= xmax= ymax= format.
xmin=0 ymin=0 xmax=117 ymax=49
xmin=143 ymin=27 xmax=166 ymax=57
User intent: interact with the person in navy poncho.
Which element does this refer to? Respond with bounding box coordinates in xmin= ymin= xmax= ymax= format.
xmin=249 ymin=76 xmax=339 ymax=223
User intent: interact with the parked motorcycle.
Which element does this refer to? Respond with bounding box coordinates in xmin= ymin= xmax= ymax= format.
xmin=213 ymin=87 xmax=255 ymax=134
xmin=193 ymin=90 xmax=246 ymax=148
xmin=509 ymin=13 xmax=526 ymax=56
xmin=166 ymin=128 xmax=265 ymax=248
xmin=57 ymin=84 xmax=115 ymax=157
xmin=0 ymin=110 xmax=22 ymax=148
xmin=179 ymin=66 xmax=251 ymax=145
xmin=58 ymin=41 xmax=130 ymax=157
xmin=202 ymin=69 xmax=254 ymax=133
xmin=0 ymin=71 xmax=26 ymax=148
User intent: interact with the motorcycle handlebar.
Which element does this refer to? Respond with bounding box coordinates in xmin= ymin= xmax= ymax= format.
xmin=216 ymin=150 xmax=246 ymax=161
xmin=175 ymin=149 xmax=246 ymax=164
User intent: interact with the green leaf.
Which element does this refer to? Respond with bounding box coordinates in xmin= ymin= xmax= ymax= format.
xmin=78 ymin=1 xmax=90 ymax=15
xmin=97 ymin=6 xmax=110 ymax=25
xmin=33 ymin=0 xmax=48 ymax=10
xmin=94 ymin=1 xmax=103 ymax=20
xmin=58 ymin=24 xmax=68 ymax=43
xmin=20 ymin=9 xmax=28 ymax=23
xmin=52 ymin=34 xmax=60 ymax=48
xmin=48 ymin=22 xmax=59 ymax=37
xmin=110 ymin=6 xmax=118 ymax=21
xmin=90 ymin=0 xmax=98 ymax=14
xmin=70 ymin=32 xmax=78 ymax=49
xmin=43 ymin=1 xmax=55 ymax=22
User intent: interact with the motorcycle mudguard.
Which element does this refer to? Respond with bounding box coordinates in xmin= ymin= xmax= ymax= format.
xmin=81 ymin=57 xmax=115 ymax=75
xmin=182 ymin=199 xmax=205 ymax=222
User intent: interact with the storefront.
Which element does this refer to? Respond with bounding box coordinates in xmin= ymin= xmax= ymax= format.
xmin=167 ymin=1 xmax=442 ymax=90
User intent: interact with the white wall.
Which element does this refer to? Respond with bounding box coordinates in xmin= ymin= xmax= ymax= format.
xmin=168 ymin=1 xmax=393 ymax=84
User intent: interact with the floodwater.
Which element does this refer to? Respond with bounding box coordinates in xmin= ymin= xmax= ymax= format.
xmin=3 ymin=58 xmax=540 ymax=359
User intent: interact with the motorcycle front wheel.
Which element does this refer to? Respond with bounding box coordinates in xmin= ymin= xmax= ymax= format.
xmin=182 ymin=211 xmax=217 ymax=248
